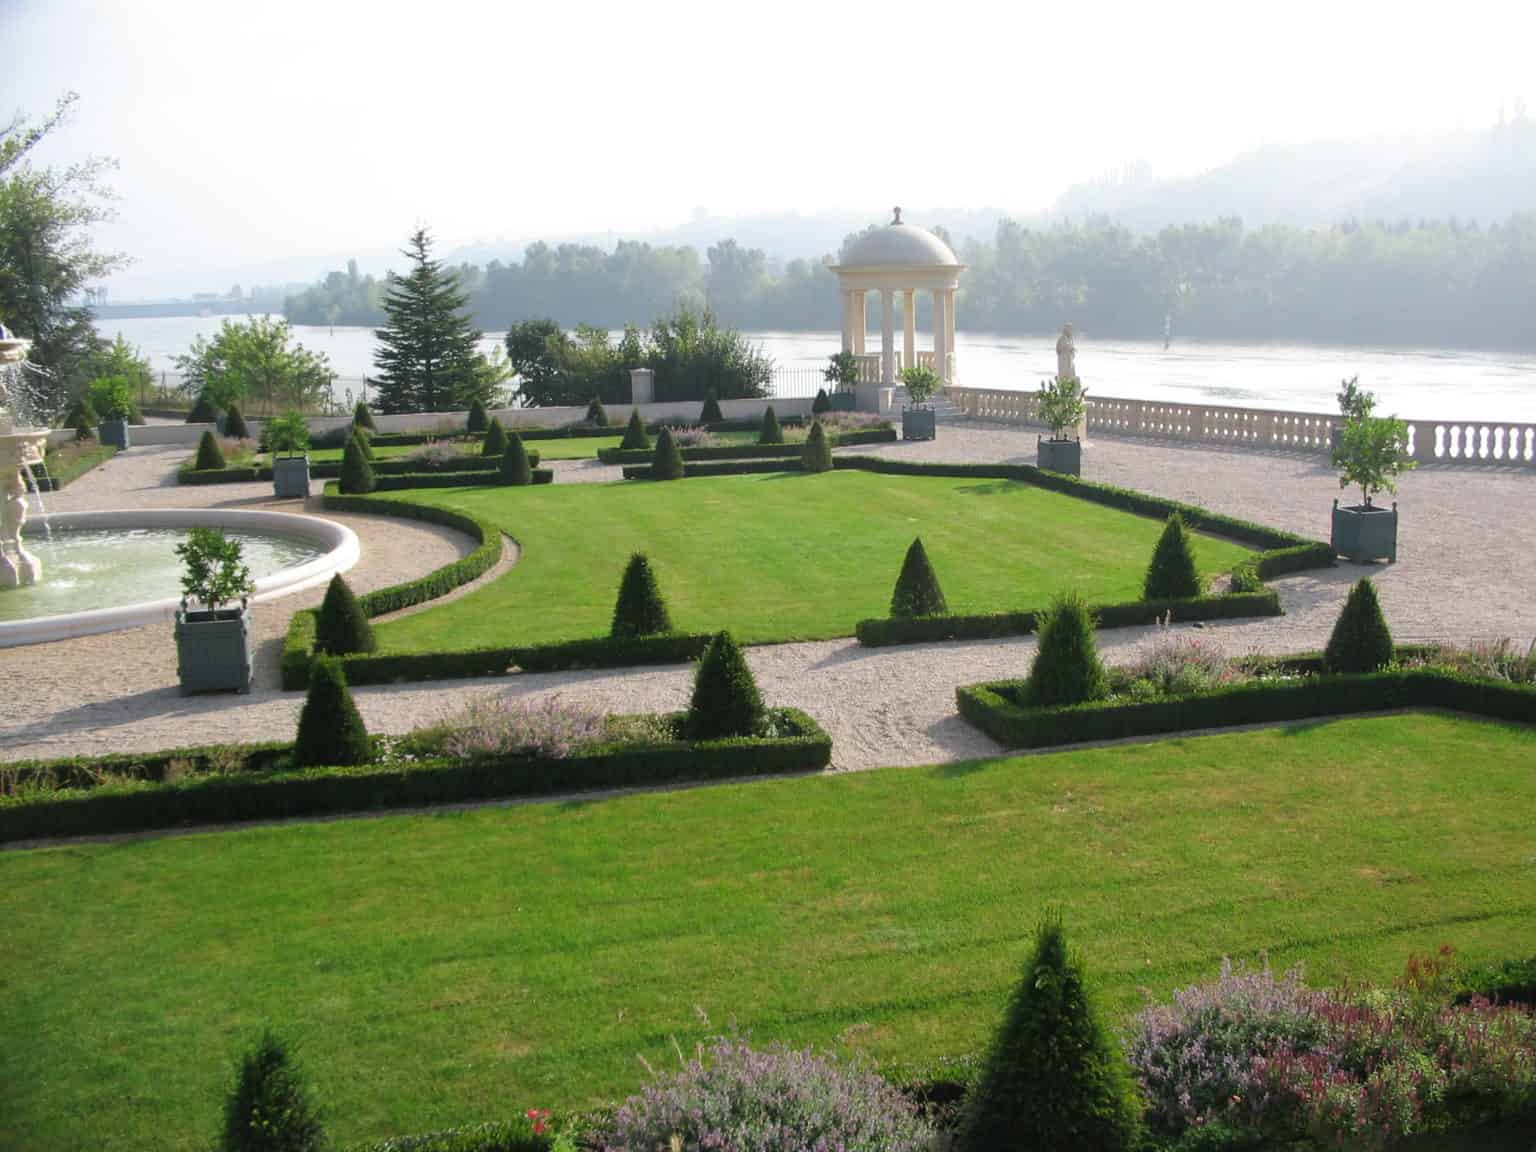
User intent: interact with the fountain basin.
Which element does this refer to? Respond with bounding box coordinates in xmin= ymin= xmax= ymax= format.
xmin=0 ymin=508 xmax=360 ymax=648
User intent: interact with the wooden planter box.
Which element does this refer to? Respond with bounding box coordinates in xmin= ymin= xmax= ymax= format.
xmin=1331 ymin=500 xmax=1398 ymax=563
xmin=271 ymin=455 xmax=311 ymax=499
xmin=175 ymin=603 xmax=254 ymax=694
xmin=901 ymin=407 xmax=937 ymax=441
xmin=98 ymin=419 xmax=131 ymax=449
xmin=1037 ymin=436 xmax=1081 ymax=476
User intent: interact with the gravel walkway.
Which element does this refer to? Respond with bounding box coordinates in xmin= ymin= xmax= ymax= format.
xmin=3 ymin=427 xmax=1532 ymax=769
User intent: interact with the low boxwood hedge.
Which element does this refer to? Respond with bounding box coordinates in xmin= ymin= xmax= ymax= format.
xmin=955 ymin=667 xmax=1536 ymax=751
xmin=346 ymin=1120 xmax=550 ymax=1152
xmin=179 ymin=453 xmax=541 ymax=485
xmin=366 ymin=469 xmax=553 ymax=492
xmin=623 ymin=458 xmax=803 ymax=480
xmin=0 ymin=708 xmax=831 ymax=842
xmin=597 ymin=427 xmax=895 ymax=465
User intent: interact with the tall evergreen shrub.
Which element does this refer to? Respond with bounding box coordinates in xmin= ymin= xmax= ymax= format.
xmin=313 ymin=574 xmax=376 ymax=656
xmin=349 ymin=426 xmax=374 ymax=460
xmin=1142 ymin=512 xmax=1201 ymax=600
xmin=890 ymin=537 xmax=948 ymax=617
xmin=187 ymin=392 xmax=220 ymax=425
xmin=610 ymin=553 xmax=673 ymax=639
xmin=801 ymin=419 xmax=833 ymax=473
xmin=585 ymin=396 xmax=609 ymax=426
xmin=620 ymin=407 xmax=651 ymax=451
xmin=1025 ymin=590 xmax=1107 ymax=707
xmin=482 ymin=416 xmax=509 ymax=457
xmin=352 ymin=400 xmax=376 ymax=431
xmin=339 ymin=435 xmax=374 ymax=493
xmin=1324 ymin=578 xmax=1394 ymax=674
xmin=466 ymin=396 xmax=489 ymax=433
xmin=293 ymin=658 xmax=370 ymax=768
xmin=224 ymin=403 xmax=250 ymax=441
xmin=956 ymin=910 xmax=1141 ymax=1152
xmin=194 ymin=429 xmax=227 ymax=471
xmin=758 ymin=405 xmax=783 ymax=445
xmin=65 ymin=395 xmax=99 ymax=439
xmin=652 ymin=426 xmax=685 ymax=480
xmin=683 ymin=631 xmax=764 ymax=740
xmin=498 ymin=430 xmax=532 ymax=485
xmin=699 ymin=389 xmax=724 ymax=424
xmin=812 ymin=387 xmax=832 ymax=414
xmin=220 ymin=1030 xmax=326 ymax=1152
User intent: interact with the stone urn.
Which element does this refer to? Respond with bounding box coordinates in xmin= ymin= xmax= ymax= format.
xmin=175 ymin=599 xmax=254 ymax=693
xmin=1037 ymin=435 xmax=1082 ymax=477
xmin=1331 ymin=499 xmax=1398 ymax=564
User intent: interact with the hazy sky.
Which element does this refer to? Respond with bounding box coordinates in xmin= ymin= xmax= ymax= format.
xmin=5 ymin=0 xmax=1535 ymax=297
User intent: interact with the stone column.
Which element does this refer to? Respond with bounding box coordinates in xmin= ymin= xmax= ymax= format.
xmin=853 ymin=291 xmax=867 ymax=355
xmin=840 ymin=292 xmax=854 ymax=353
xmin=902 ymin=290 xmax=916 ymax=375
xmin=944 ymin=289 xmax=957 ymax=383
xmin=880 ymin=290 xmax=896 ymax=385
xmin=932 ymin=288 xmax=948 ymax=386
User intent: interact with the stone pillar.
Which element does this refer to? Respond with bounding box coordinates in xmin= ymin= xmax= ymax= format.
xmin=628 ymin=367 xmax=654 ymax=405
xmin=902 ymin=290 xmax=916 ymax=375
xmin=880 ymin=289 xmax=895 ymax=386
xmin=840 ymin=292 xmax=854 ymax=353
xmin=944 ymin=289 xmax=957 ymax=383
xmin=932 ymin=288 xmax=948 ymax=387
xmin=852 ymin=291 xmax=867 ymax=356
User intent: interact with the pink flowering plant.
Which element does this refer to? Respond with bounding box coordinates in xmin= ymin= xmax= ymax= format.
xmin=668 ymin=425 xmax=717 ymax=449
xmin=406 ymin=439 xmax=467 ymax=468
xmin=442 ymin=694 xmax=607 ymax=761
xmin=1117 ymin=627 xmax=1242 ymax=700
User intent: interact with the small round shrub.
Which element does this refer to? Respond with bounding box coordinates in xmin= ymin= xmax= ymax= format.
xmin=684 ymin=631 xmax=764 ymax=740
xmin=293 ymin=657 xmax=370 ymax=767
xmin=1324 ymin=577 xmax=1394 ymax=674
xmin=187 ymin=392 xmax=220 ymax=425
xmin=651 ymin=426 xmax=685 ymax=481
xmin=220 ymin=1029 xmax=325 ymax=1152
xmin=801 ymin=419 xmax=833 ymax=473
xmin=466 ymin=396 xmax=488 ymax=434
xmin=352 ymin=400 xmax=376 ymax=431
xmin=611 ymin=553 xmax=672 ymax=639
xmin=889 ymin=537 xmax=948 ymax=618
xmin=1026 ymin=590 xmax=1108 ymax=708
xmin=699 ymin=389 xmax=724 ymax=424
xmin=586 ymin=396 xmax=609 ymax=426
xmin=351 ymin=425 xmax=374 ymax=460
xmin=1143 ymin=512 xmax=1201 ymax=600
xmin=224 ymin=403 xmax=250 ymax=441
xmin=482 ymin=416 xmax=509 ymax=457
xmin=498 ymin=430 xmax=532 ymax=485
xmin=620 ymin=407 xmax=650 ymax=451
xmin=812 ymin=387 xmax=832 ymax=414
xmin=314 ymin=574 xmax=376 ymax=656
xmin=339 ymin=434 xmax=375 ymax=494
xmin=758 ymin=405 xmax=783 ymax=445
xmin=194 ymin=429 xmax=227 ymax=471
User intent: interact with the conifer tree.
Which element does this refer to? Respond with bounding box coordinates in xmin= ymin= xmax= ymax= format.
xmin=801 ymin=419 xmax=833 ymax=473
xmin=314 ymin=574 xmax=376 ymax=656
xmin=498 ymin=429 xmax=532 ymax=485
xmin=1142 ymin=512 xmax=1201 ymax=600
xmin=652 ymin=426 xmax=685 ymax=480
xmin=187 ymin=392 xmax=220 ymax=425
xmin=372 ymin=227 xmax=486 ymax=414
xmin=610 ymin=553 xmax=673 ymax=639
xmin=351 ymin=425 xmax=374 ymax=459
xmin=812 ymin=388 xmax=832 ymax=414
xmin=758 ymin=405 xmax=783 ymax=445
xmin=1324 ymin=578 xmax=1395 ymax=674
xmin=890 ymin=537 xmax=948 ymax=617
xmin=585 ymin=396 xmax=609 ymax=426
xmin=620 ymin=407 xmax=651 ymax=451
xmin=482 ymin=416 xmax=508 ymax=457
xmin=352 ymin=399 xmax=376 ymax=431
xmin=1026 ymin=590 xmax=1108 ymax=707
xmin=684 ymin=632 xmax=765 ymax=740
xmin=339 ymin=434 xmax=374 ymax=493
xmin=220 ymin=1029 xmax=326 ymax=1152
xmin=466 ymin=396 xmax=489 ymax=434
xmin=293 ymin=657 xmax=371 ymax=767
xmin=194 ymin=428 xmax=226 ymax=471
xmin=699 ymin=389 xmax=724 ymax=424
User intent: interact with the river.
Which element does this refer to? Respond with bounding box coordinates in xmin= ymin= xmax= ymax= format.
xmin=94 ymin=315 xmax=1536 ymax=421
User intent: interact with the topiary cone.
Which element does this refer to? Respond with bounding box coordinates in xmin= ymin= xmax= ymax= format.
xmin=224 ymin=403 xmax=249 ymax=441
xmin=683 ymin=631 xmax=764 ymax=741
xmin=498 ymin=430 xmax=532 ymax=485
xmin=652 ymin=426 xmax=685 ymax=480
xmin=758 ymin=405 xmax=783 ymax=445
xmin=586 ymin=396 xmax=609 ymax=426
xmin=620 ymin=407 xmax=651 ymax=451
xmin=293 ymin=657 xmax=371 ymax=767
xmin=351 ymin=425 xmax=374 ymax=460
xmin=890 ymin=537 xmax=948 ymax=618
xmin=699 ymin=390 xmax=724 ymax=424
xmin=194 ymin=428 xmax=227 ymax=471
xmin=610 ymin=552 xmax=673 ymax=639
xmin=339 ymin=434 xmax=375 ymax=493
xmin=466 ymin=396 xmax=488 ymax=434
xmin=1142 ymin=512 xmax=1201 ymax=600
xmin=801 ymin=419 xmax=833 ymax=473
xmin=314 ymin=574 xmax=376 ymax=656
xmin=221 ymin=1029 xmax=326 ymax=1152
xmin=812 ymin=387 xmax=831 ymax=415
xmin=1324 ymin=577 xmax=1394 ymax=674
xmin=187 ymin=392 xmax=220 ymax=425
xmin=353 ymin=400 xmax=376 ymax=431
xmin=1026 ymin=590 xmax=1108 ymax=707
xmin=482 ymin=416 xmax=509 ymax=457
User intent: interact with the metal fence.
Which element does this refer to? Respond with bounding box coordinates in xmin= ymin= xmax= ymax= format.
xmin=768 ymin=366 xmax=827 ymax=399
xmin=141 ymin=372 xmax=370 ymax=417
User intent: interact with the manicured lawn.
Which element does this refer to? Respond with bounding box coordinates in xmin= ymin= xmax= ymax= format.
xmin=373 ymin=471 xmax=1256 ymax=652
xmin=3 ymin=713 xmax=1533 ymax=1150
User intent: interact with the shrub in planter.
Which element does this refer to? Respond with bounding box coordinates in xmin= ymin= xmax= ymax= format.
xmin=293 ymin=657 xmax=370 ymax=767
xmin=585 ymin=396 xmax=609 ymax=426
xmin=187 ymin=392 xmax=220 ymax=425
xmin=823 ymin=350 xmax=859 ymax=401
xmin=481 ymin=416 xmax=508 ymax=457
xmin=699 ymin=389 xmax=724 ymax=424
xmin=466 ymin=396 xmax=488 ymax=434
xmin=1330 ymin=376 xmax=1414 ymax=562
xmin=220 ymin=1030 xmax=325 ymax=1152
xmin=224 ymin=402 xmax=250 ymax=441
xmin=801 ymin=419 xmax=833 ymax=473
xmin=353 ymin=399 xmax=376 ymax=432
xmin=890 ymin=536 xmax=947 ymax=618
xmin=266 ymin=409 xmax=312 ymax=498
xmin=620 ymin=407 xmax=650 ymax=451
xmin=651 ymin=426 xmax=685 ymax=481
xmin=611 ymin=552 xmax=672 ymax=639
xmin=957 ymin=909 xmax=1141 ymax=1152
xmin=314 ymin=573 xmax=376 ymax=656
xmin=1143 ymin=512 xmax=1201 ymax=600
xmin=758 ymin=405 xmax=783 ymax=445
xmin=174 ymin=527 xmax=256 ymax=694
xmin=1025 ymin=590 xmax=1108 ymax=707
xmin=684 ymin=631 xmax=763 ymax=740
xmin=1324 ymin=577 xmax=1394 ymax=674
xmin=194 ymin=429 xmax=227 ymax=471
xmin=340 ymin=434 xmax=375 ymax=493
xmin=498 ymin=430 xmax=533 ymax=485
xmin=812 ymin=387 xmax=832 ymax=414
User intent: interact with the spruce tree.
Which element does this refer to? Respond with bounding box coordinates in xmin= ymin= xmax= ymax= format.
xmin=585 ymin=396 xmax=609 ymax=426
xmin=466 ymin=396 xmax=489 ymax=434
xmin=1026 ymin=591 xmax=1108 ymax=707
xmin=194 ymin=429 xmax=227 ymax=471
xmin=498 ymin=430 xmax=532 ymax=485
xmin=351 ymin=425 xmax=374 ymax=460
xmin=371 ymin=227 xmax=486 ymax=414
xmin=1142 ymin=512 xmax=1201 ymax=600
xmin=293 ymin=658 xmax=371 ymax=768
xmin=812 ymin=387 xmax=832 ymax=414
xmin=683 ymin=632 xmax=765 ymax=740
xmin=758 ymin=405 xmax=783 ymax=445
xmin=1324 ymin=578 xmax=1395 ymax=674
xmin=699 ymin=389 xmax=724 ymax=424
xmin=801 ymin=419 xmax=833 ymax=473
xmin=187 ymin=392 xmax=220 ymax=425
xmin=620 ymin=407 xmax=651 ymax=451
xmin=956 ymin=910 xmax=1141 ymax=1152
xmin=352 ymin=399 xmax=376 ymax=432
xmin=220 ymin=1029 xmax=326 ymax=1152
xmin=482 ymin=416 xmax=509 ymax=457
xmin=314 ymin=574 xmax=376 ymax=656
xmin=224 ymin=402 xmax=250 ymax=441
xmin=652 ymin=426 xmax=685 ymax=480
xmin=610 ymin=553 xmax=673 ymax=639
xmin=339 ymin=434 xmax=374 ymax=494
xmin=890 ymin=537 xmax=948 ymax=617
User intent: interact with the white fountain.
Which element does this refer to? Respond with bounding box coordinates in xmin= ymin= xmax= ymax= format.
xmin=0 ymin=330 xmax=50 ymax=587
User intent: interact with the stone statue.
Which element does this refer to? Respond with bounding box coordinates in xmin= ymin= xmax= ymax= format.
xmin=892 ymin=206 xmax=902 ymax=225
xmin=1055 ymin=323 xmax=1076 ymax=382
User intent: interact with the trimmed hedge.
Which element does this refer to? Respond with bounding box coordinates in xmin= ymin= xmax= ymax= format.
xmin=597 ymin=427 xmax=896 ymax=465
xmin=0 ymin=708 xmax=831 ymax=842
xmin=177 ymin=453 xmax=541 ymax=485
xmin=624 ymin=458 xmax=802 ymax=480
xmin=366 ymin=470 xmax=552 ymax=492
xmin=857 ymin=590 xmax=1282 ymax=647
xmin=955 ymin=667 xmax=1536 ymax=751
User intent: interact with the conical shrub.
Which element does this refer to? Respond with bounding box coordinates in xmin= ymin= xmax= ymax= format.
xmin=652 ymin=426 xmax=685 ymax=480
xmin=466 ymin=396 xmax=488 ymax=434
xmin=1026 ymin=590 xmax=1107 ymax=707
xmin=351 ymin=426 xmax=374 ymax=460
xmin=1142 ymin=512 xmax=1201 ymax=600
xmin=65 ymin=396 xmax=99 ymax=439
xmin=1324 ymin=578 xmax=1394 ymax=674
xmin=482 ymin=416 xmax=509 ymax=457
xmin=498 ymin=430 xmax=532 ymax=485
xmin=620 ymin=407 xmax=651 ymax=451
xmin=293 ymin=657 xmax=370 ymax=767
xmin=220 ymin=1029 xmax=325 ymax=1152
xmin=758 ymin=405 xmax=783 ymax=445
xmin=339 ymin=434 xmax=374 ymax=494
xmin=194 ymin=428 xmax=227 ymax=471
xmin=224 ymin=403 xmax=250 ymax=441
xmin=699 ymin=390 xmax=724 ymax=424
xmin=683 ymin=631 xmax=764 ymax=740
xmin=812 ymin=387 xmax=832 ymax=414
xmin=801 ymin=419 xmax=833 ymax=473
xmin=586 ymin=396 xmax=609 ymax=426
xmin=890 ymin=537 xmax=948 ymax=618
xmin=352 ymin=400 xmax=376 ymax=431
xmin=610 ymin=553 xmax=673 ymax=639
xmin=956 ymin=910 xmax=1141 ymax=1152
xmin=314 ymin=574 xmax=376 ymax=656
xmin=187 ymin=392 xmax=220 ymax=425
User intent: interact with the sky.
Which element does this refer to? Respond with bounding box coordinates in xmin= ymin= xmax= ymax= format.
xmin=5 ymin=0 xmax=1535 ymax=298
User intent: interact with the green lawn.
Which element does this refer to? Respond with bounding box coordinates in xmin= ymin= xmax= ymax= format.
xmin=373 ymin=471 xmax=1255 ymax=652
xmin=3 ymin=713 xmax=1533 ymax=1150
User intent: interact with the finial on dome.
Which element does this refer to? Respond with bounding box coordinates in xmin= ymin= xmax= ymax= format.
xmin=892 ymin=206 xmax=902 ymax=225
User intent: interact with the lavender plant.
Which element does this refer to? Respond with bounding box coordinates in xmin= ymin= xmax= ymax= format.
xmin=406 ymin=439 xmax=466 ymax=468
xmin=442 ymin=695 xmax=606 ymax=761
xmin=1119 ymin=626 xmax=1238 ymax=698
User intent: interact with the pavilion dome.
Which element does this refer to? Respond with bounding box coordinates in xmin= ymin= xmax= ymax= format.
xmin=839 ymin=221 xmax=959 ymax=268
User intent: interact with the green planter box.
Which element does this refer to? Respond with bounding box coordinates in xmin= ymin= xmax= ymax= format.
xmin=271 ymin=455 xmax=311 ymax=499
xmin=901 ymin=407 xmax=937 ymax=441
xmin=98 ymin=419 xmax=131 ymax=449
xmin=1037 ymin=435 xmax=1081 ymax=476
xmin=1331 ymin=500 xmax=1398 ymax=563
xmin=175 ymin=603 xmax=254 ymax=694
xmin=829 ymin=392 xmax=858 ymax=412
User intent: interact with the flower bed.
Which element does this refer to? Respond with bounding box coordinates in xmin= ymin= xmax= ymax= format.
xmin=598 ymin=426 xmax=896 ymax=465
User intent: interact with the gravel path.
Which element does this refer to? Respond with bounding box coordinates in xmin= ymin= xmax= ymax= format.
xmin=3 ymin=427 xmax=1531 ymax=769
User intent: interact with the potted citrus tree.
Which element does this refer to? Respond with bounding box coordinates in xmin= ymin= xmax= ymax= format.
xmin=1036 ymin=375 xmax=1086 ymax=475
xmin=173 ymin=527 xmax=256 ymax=693
xmin=898 ymin=363 xmax=940 ymax=441
xmin=1331 ymin=381 xmax=1413 ymax=563
xmin=266 ymin=409 xmax=311 ymax=498
xmin=91 ymin=376 xmax=136 ymax=449
xmin=823 ymin=351 xmax=860 ymax=411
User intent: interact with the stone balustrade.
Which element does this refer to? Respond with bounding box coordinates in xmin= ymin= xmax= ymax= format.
xmin=945 ymin=386 xmax=1536 ymax=468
